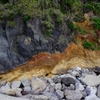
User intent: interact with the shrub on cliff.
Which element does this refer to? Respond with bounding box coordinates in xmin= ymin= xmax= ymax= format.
xmin=0 ymin=0 xmax=100 ymax=50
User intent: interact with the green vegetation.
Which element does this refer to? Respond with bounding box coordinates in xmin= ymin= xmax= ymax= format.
xmin=73 ymin=14 xmax=86 ymax=22
xmin=90 ymin=17 xmax=100 ymax=30
xmin=7 ymin=21 xmax=15 ymax=27
xmin=68 ymin=22 xmax=75 ymax=30
xmin=0 ymin=0 xmax=100 ymax=50
xmin=82 ymin=41 xmax=95 ymax=50
xmin=0 ymin=0 xmax=83 ymax=36
xmin=84 ymin=2 xmax=95 ymax=11
xmin=75 ymin=25 xmax=88 ymax=35
xmin=23 ymin=15 xmax=30 ymax=22
xmin=98 ymin=46 xmax=100 ymax=50
xmin=84 ymin=1 xmax=100 ymax=15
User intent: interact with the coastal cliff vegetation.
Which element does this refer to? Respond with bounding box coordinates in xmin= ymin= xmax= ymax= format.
xmin=0 ymin=0 xmax=100 ymax=49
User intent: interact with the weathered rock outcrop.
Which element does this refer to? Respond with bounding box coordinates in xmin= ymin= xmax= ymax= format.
xmin=1 ymin=43 xmax=100 ymax=81
xmin=0 ymin=17 xmax=73 ymax=73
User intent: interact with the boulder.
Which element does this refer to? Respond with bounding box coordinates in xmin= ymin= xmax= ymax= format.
xmin=49 ymin=86 xmax=55 ymax=93
xmin=94 ymin=66 xmax=100 ymax=75
xmin=85 ymin=86 xmax=97 ymax=95
xmin=24 ymin=86 xmax=31 ymax=92
xmin=22 ymin=94 xmax=49 ymax=100
xmin=0 ymin=82 xmax=11 ymax=93
xmin=21 ymin=78 xmax=30 ymax=87
xmin=71 ymin=70 xmax=80 ymax=77
xmin=11 ymin=81 xmax=21 ymax=88
xmin=64 ymin=90 xmax=83 ymax=100
xmin=85 ymin=94 xmax=100 ymax=100
xmin=97 ymin=85 xmax=100 ymax=98
xmin=81 ymin=75 xmax=100 ymax=86
xmin=56 ymin=89 xmax=64 ymax=99
xmin=69 ymin=84 xmax=75 ymax=90
xmin=53 ymin=77 xmax=61 ymax=84
xmin=15 ymin=89 xmax=22 ymax=97
xmin=75 ymin=82 xmax=84 ymax=91
xmin=73 ymin=66 xmax=81 ymax=71
xmin=61 ymin=77 xmax=76 ymax=86
xmin=0 ymin=88 xmax=22 ymax=96
xmin=0 ymin=93 xmax=29 ymax=100
xmin=31 ymin=77 xmax=46 ymax=92
xmin=30 ymin=95 xmax=49 ymax=100
xmin=55 ymin=83 xmax=62 ymax=90
xmin=60 ymin=74 xmax=76 ymax=80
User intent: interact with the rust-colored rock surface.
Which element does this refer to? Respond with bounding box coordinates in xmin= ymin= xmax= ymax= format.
xmin=52 ymin=42 xmax=100 ymax=74
xmin=1 ymin=13 xmax=100 ymax=82
xmin=0 ymin=42 xmax=100 ymax=81
xmin=0 ymin=52 xmax=63 ymax=81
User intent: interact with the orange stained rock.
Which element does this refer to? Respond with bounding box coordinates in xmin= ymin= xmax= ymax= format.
xmin=0 ymin=52 xmax=63 ymax=81
xmin=1 ymin=12 xmax=100 ymax=81
xmin=52 ymin=42 xmax=100 ymax=74
xmin=1 ymin=42 xmax=100 ymax=81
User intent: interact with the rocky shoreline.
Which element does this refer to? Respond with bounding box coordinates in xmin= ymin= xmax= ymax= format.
xmin=0 ymin=66 xmax=100 ymax=100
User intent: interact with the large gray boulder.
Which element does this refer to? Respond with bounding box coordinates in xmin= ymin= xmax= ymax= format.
xmin=85 ymin=94 xmax=100 ymax=100
xmin=11 ymin=81 xmax=21 ymax=89
xmin=64 ymin=90 xmax=83 ymax=100
xmin=81 ymin=74 xmax=100 ymax=86
xmin=31 ymin=77 xmax=46 ymax=92
xmin=0 ymin=94 xmax=29 ymax=100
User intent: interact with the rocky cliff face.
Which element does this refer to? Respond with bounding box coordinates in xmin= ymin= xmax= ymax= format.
xmin=0 ymin=17 xmax=74 ymax=73
xmin=1 ymin=42 xmax=100 ymax=82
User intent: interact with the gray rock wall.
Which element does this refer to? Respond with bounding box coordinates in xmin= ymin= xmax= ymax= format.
xmin=0 ymin=17 xmax=75 ymax=73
